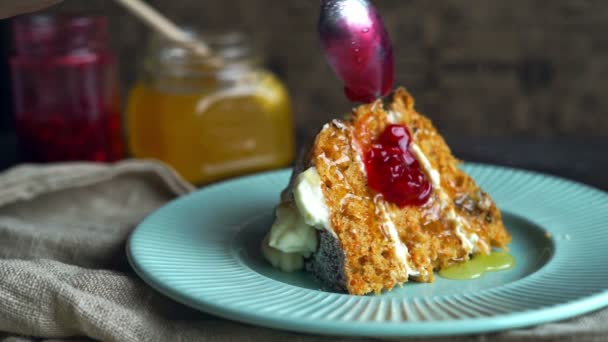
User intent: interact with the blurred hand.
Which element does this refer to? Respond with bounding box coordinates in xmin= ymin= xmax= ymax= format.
xmin=0 ymin=0 xmax=62 ymax=19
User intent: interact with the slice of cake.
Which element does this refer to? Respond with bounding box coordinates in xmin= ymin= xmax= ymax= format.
xmin=262 ymin=88 xmax=511 ymax=295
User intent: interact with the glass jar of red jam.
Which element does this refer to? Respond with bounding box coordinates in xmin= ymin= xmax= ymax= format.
xmin=9 ymin=15 xmax=124 ymax=162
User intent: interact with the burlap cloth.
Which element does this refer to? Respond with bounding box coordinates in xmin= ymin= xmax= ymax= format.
xmin=0 ymin=160 xmax=605 ymax=342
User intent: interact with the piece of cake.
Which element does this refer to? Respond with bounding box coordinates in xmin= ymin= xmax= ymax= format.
xmin=262 ymin=88 xmax=511 ymax=295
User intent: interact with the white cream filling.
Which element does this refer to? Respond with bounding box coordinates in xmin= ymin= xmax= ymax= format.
xmin=268 ymin=202 xmax=317 ymax=255
xmin=263 ymin=167 xmax=333 ymax=272
xmin=374 ymin=195 xmax=419 ymax=277
xmin=293 ymin=167 xmax=332 ymax=232
xmin=410 ymin=144 xmax=440 ymax=188
xmin=386 ymin=110 xmax=402 ymax=123
xmin=261 ymin=234 xmax=306 ymax=272
xmin=410 ymin=144 xmax=479 ymax=253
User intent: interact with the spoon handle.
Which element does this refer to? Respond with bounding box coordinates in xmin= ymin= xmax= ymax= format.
xmin=113 ymin=0 xmax=212 ymax=58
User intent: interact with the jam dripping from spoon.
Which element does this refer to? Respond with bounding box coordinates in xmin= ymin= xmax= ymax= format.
xmin=319 ymin=0 xmax=394 ymax=103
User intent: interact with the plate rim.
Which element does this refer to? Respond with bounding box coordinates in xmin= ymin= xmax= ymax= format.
xmin=127 ymin=163 xmax=608 ymax=337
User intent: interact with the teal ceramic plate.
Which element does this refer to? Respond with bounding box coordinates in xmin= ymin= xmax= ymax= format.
xmin=127 ymin=163 xmax=608 ymax=337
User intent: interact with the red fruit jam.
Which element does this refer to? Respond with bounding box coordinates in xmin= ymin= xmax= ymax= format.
xmin=15 ymin=109 xmax=124 ymax=162
xmin=364 ymin=124 xmax=431 ymax=207
xmin=10 ymin=15 xmax=124 ymax=163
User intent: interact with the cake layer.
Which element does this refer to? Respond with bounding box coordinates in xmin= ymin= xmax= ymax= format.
xmin=310 ymin=119 xmax=412 ymax=294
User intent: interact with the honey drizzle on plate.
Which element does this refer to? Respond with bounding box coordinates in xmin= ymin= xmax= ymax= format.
xmin=438 ymin=252 xmax=515 ymax=280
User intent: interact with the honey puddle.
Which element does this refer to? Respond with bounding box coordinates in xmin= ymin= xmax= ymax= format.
xmin=438 ymin=252 xmax=515 ymax=280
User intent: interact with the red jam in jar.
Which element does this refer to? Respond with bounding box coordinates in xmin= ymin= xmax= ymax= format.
xmin=364 ymin=124 xmax=431 ymax=207
xmin=10 ymin=15 xmax=124 ymax=162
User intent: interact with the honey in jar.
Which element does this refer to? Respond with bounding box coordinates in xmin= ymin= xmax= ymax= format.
xmin=127 ymin=32 xmax=295 ymax=184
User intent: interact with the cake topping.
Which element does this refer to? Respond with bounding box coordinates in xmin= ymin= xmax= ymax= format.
xmin=364 ymin=124 xmax=431 ymax=207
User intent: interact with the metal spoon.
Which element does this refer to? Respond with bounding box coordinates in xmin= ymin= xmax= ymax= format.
xmin=319 ymin=0 xmax=394 ymax=103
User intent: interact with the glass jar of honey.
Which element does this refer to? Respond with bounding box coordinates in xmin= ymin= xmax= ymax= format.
xmin=127 ymin=31 xmax=295 ymax=184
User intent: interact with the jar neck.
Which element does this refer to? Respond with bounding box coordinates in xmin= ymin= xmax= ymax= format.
xmin=143 ymin=31 xmax=262 ymax=81
xmin=12 ymin=15 xmax=110 ymax=57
